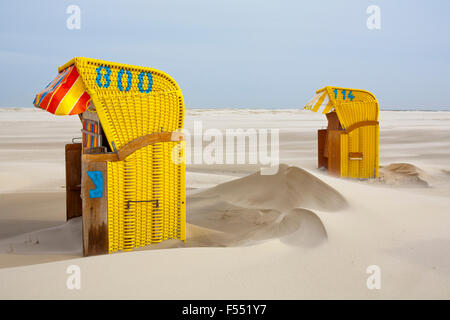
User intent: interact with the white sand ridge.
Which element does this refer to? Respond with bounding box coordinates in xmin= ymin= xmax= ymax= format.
xmin=379 ymin=163 xmax=431 ymax=187
xmin=187 ymin=164 xmax=347 ymax=247
xmin=377 ymin=162 xmax=450 ymax=188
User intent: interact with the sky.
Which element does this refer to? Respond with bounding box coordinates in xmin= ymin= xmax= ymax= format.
xmin=0 ymin=0 xmax=449 ymax=109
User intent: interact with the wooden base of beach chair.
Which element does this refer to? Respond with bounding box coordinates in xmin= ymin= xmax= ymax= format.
xmin=81 ymin=155 xmax=109 ymax=256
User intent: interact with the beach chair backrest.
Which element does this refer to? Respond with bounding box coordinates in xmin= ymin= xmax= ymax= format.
xmin=58 ymin=57 xmax=184 ymax=151
xmin=304 ymin=86 xmax=379 ymax=179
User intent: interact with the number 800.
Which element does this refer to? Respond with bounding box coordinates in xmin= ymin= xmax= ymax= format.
xmin=96 ymin=66 xmax=153 ymax=93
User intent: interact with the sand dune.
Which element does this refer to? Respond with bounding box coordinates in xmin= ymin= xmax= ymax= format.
xmin=278 ymin=208 xmax=327 ymax=247
xmin=379 ymin=163 xmax=431 ymax=187
xmin=193 ymin=164 xmax=347 ymax=212
xmin=187 ymin=164 xmax=338 ymax=246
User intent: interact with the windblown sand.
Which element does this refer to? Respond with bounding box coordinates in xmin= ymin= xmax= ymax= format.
xmin=0 ymin=108 xmax=449 ymax=299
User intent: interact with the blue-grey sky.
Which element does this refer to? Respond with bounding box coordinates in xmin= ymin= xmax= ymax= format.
xmin=0 ymin=0 xmax=449 ymax=109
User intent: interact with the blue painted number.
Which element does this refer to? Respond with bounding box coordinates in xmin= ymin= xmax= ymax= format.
xmin=333 ymin=89 xmax=355 ymax=101
xmin=117 ymin=69 xmax=132 ymax=92
xmin=95 ymin=67 xmax=154 ymax=94
xmin=96 ymin=66 xmax=111 ymax=88
xmin=138 ymin=72 xmax=153 ymax=93
xmin=348 ymin=90 xmax=355 ymax=101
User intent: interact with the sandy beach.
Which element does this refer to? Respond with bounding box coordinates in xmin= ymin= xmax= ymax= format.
xmin=0 ymin=108 xmax=449 ymax=299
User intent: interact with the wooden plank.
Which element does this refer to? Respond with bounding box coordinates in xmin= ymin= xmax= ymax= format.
xmin=317 ymin=129 xmax=328 ymax=169
xmin=327 ymin=130 xmax=341 ymax=177
xmin=82 ymin=153 xmax=118 ymax=162
xmin=81 ymin=155 xmax=108 ymax=256
xmin=117 ymin=131 xmax=183 ymax=160
xmin=326 ymin=111 xmax=342 ymax=130
xmin=81 ymin=131 xmax=185 ymax=163
xmin=65 ymin=143 xmax=82 ymax=221
xmin=84 ymin=146 xmax=107 ymax=154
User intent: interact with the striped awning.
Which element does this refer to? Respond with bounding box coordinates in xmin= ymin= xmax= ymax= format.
xmin=33 ymin=65 xmax=91 ymax=115
xmin=304 ymin=90 xmax=334 ymax=114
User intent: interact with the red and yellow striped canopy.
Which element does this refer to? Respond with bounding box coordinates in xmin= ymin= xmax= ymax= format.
xmin=33 ymin=65 xmax=91 ymax=115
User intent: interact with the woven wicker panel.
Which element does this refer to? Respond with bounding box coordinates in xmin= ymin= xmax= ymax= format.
xmin=107 ymin=142 xmax=186 ymax=253
xmin=340 ymin=124 xmax=379 ymax=179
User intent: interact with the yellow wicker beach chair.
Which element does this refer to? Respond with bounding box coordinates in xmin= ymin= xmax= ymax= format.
xmin=304 ymin=86 xmax=379 ymax=179
xmin=34 ymin=57 xmax=186 ymax=256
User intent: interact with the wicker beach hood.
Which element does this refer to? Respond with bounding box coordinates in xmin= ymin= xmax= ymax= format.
xmin=303 ymin=86 xmax=379 ymax=130
xmin=33 ymin=57 xmax=184 ymax=151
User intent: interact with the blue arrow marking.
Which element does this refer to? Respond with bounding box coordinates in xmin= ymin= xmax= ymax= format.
xmin=87 ymin=171 xmax=103 ymax=198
